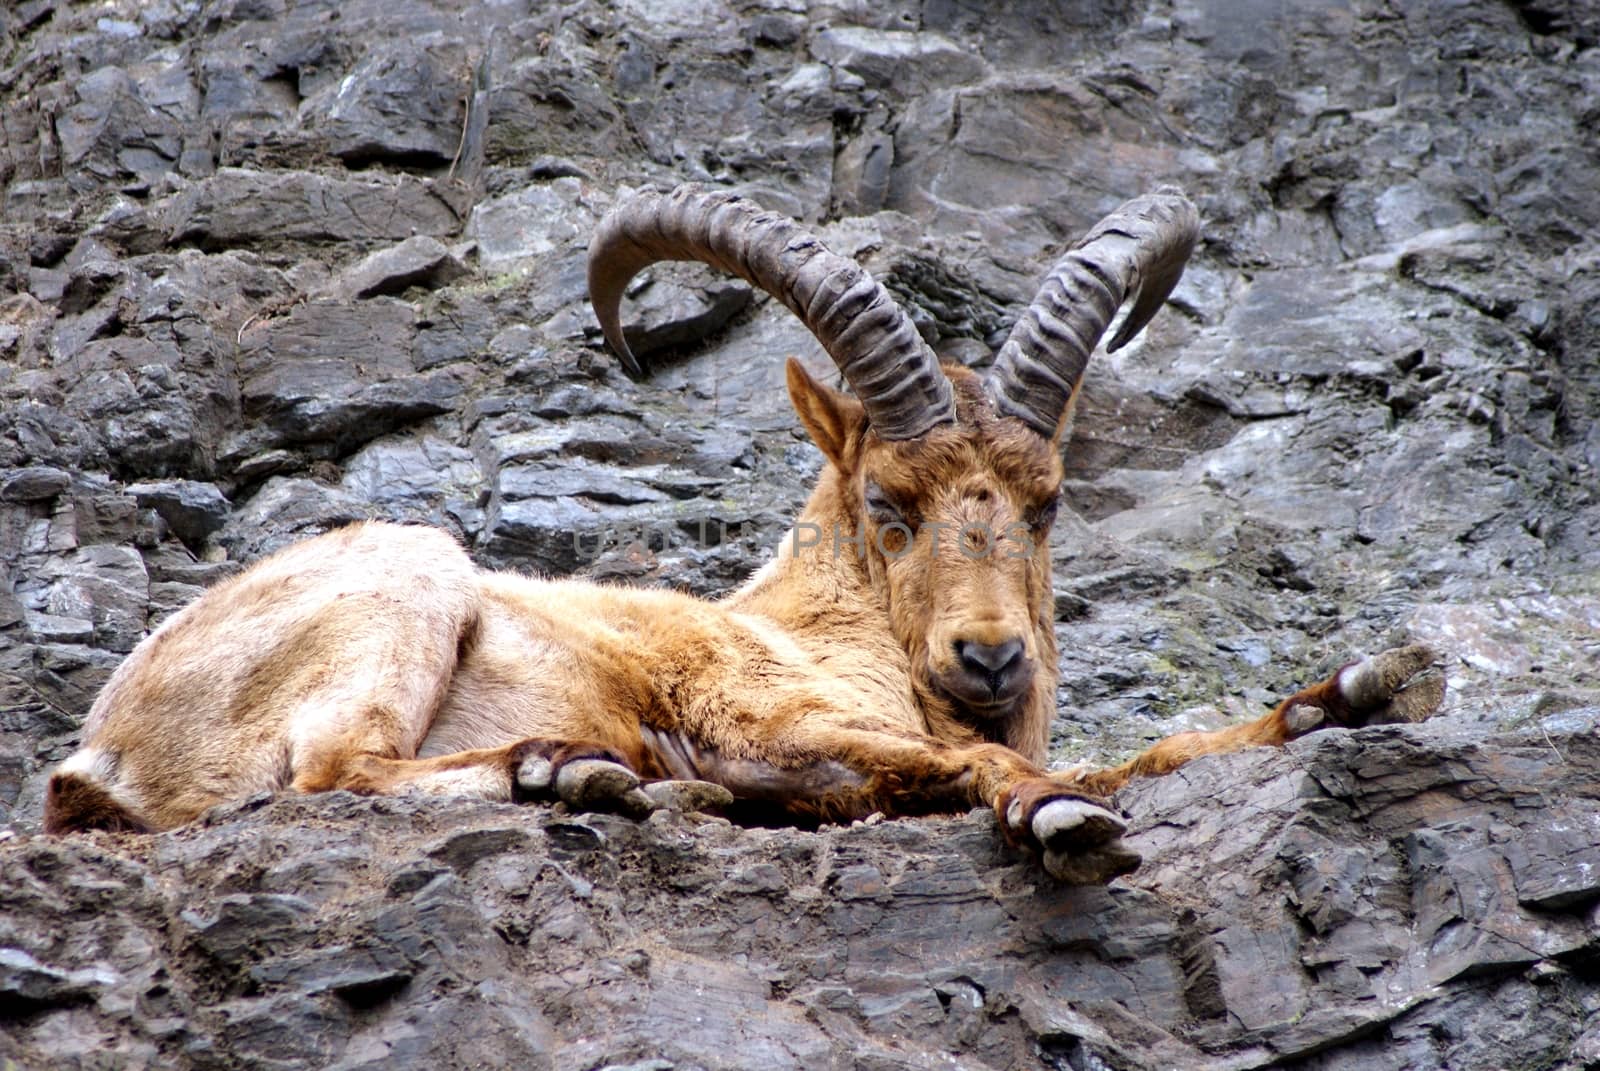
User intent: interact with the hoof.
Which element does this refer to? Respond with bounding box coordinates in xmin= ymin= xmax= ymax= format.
xmin=514 ymin=755 xmax=554 ymax=794
xmin=1001 ymin=787 xmax=1141 ymax=885
xmin=1043 ymin=841 xmax=1144 ymax=885
xmin=1284 ymin=703 xmax=1326 ymax=735
xmin=642 ymin=779 xmax=734 ymax=814
xmin=509 ymin=741 xmax=656 ymax=819
xmin=555 ymin=759 xmax=658 ymax=819
xmin=1026 ymin=797 xmax=1128 ymax=855
xmin=1338 ymin=644 xmax=1447 ymax=725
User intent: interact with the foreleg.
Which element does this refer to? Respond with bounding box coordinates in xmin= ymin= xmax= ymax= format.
xmin=1066 ymin=643 xmax=1446 ymax=797
xmin=644 ymin=723 xmax=1141 ymax=884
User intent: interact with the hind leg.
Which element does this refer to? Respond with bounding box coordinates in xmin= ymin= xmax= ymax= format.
xmin=53 ymin=524 xmax=492 ymax=831
xmin=302 ymin=736 xmax=666 ymax=818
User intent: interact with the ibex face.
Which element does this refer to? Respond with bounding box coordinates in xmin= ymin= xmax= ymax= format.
xmin=591 ymin=184 xmax=1201 ymax=759
xmin=869 ymin=379 xmax=1064 ymax=725
xmin=786 ymin=359 xmax=1062 ymax=734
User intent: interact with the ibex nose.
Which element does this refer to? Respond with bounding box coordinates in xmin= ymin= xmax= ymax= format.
xmin=950 ymin=637 xmax=1029 ymax=706
xmin=956 ymin=638 xmax=1024 ymax=676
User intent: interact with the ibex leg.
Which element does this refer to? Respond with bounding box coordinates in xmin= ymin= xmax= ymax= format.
xmin=1066 ymin=644 xmax=1446 ymax=797
xmin=642 ymin=722 xmax=1142 ymax=884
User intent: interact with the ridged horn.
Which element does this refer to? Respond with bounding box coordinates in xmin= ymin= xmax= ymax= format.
xmin=986 ymin=190 xmax=1200 ymax=440
xmin=588 ymin=184 xmax=956 ymax=441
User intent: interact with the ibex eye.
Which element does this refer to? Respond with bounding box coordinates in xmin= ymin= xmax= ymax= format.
xmin=1029 ymin=496 xmax=1061 ymax=531
xmin=864 ymin=481 xmax=903 ymax=523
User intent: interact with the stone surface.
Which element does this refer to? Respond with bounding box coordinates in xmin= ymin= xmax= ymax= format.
xmin=124 ymin=480 xmax=230 ymax=549
xmin=319 ymin=38 xmax=473 ymax=167
xmin=164 ymin=169 xmax=465 ymax=249
xmin=328 ymin=236 xmax=470 ymax=301
xmin=2 ymin=0 xmax=1599 ymax=1067
xmin=0 ymin=716 xmax=1595 ymax=1069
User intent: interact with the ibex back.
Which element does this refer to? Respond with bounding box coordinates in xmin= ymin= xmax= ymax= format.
xmin=44 ymin=185 xmax=1446 ymax=883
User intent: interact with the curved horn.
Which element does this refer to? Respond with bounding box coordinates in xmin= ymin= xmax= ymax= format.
xmin=986 ymin=191 xmax=1200 ymax=440
xmin=589 ymin=184 xmax=955 ymax=441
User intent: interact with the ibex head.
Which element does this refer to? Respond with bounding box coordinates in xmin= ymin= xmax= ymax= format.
xmin=590 ymin=185 xmax=1198 ymax=762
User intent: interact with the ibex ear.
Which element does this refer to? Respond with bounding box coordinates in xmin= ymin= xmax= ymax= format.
xmin=786 ymin=357 xmax=867 ymax=471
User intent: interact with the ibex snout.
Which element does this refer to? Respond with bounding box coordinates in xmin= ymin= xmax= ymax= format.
xmin=941 ymin=634 xmax=1034 ymax=714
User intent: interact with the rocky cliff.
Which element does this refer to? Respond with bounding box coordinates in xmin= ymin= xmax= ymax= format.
xmin=2 ymin=0 xmax=1598 ymax=1068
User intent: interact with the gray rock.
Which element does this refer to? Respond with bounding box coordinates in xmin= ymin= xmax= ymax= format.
xmin=320 ymin=39 xmax=472 ymax=167
xmin=339 ymin=436 xmax=484 ymax=533
xmin=0 ymin=467 xmax=70 ymax=503
xmin=1 ymin=719 xmax=1594 ymax=1069
xmin=182 ymin=893 xmax=318 ymax=966
xmin=811 ymin=26 xmax=989 ymax=90
xmin=125 ymin=480 xmax=230 ymax=548
xmin=32 ymin=544 xmax=149 ymax=653
xmin=22 ymin=610 xmax=94 ymax=645
xmin=425 ymin=825 xmax=534 ymax=872
xmin=832 ymin=111 xmax=896 ymax=216
xmin=329 ymin=236 xmax=469 ymax=300
xmin=219 ymin=477 xmax=372 ymax=559
xmin=249 ymin=943 xmax=413 ymax=1002
xmin=165 ymin=168 xmax=463 ymax=249
xmin=605 ymin=265 xmax=752 ymax=366
xmin=54 ymin=66 xmax=183 ymax=186
xmin=479 ymin=487 xmax=622 ymax=574
xmin=0 ymin=947 xmax=114 ymax=1014
xmin=237 ymin=301 xmax=463 ymax=454
xmin=481 ymin=25 xmax=623 ymax=169
xmin=465 ymin=178 xmax=597 ymax=271
xmin=3 ymin=0 xmax=1600 ymax=1065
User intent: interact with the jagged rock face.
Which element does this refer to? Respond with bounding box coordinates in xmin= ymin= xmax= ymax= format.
xmin=4 ymin=721 xmax=1598 ymax=1069
xmin=1 ymin=1 xmax=1597 ymax=1069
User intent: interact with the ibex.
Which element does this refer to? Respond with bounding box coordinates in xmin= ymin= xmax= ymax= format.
xmin=44 ymin=185 xmax=1444 ymax=883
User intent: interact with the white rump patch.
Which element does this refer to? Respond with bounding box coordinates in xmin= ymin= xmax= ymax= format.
xmin=55 ymin=747 xmax=147 ymax=813
xmin=57 ymin=747 xmax=117 ymax=780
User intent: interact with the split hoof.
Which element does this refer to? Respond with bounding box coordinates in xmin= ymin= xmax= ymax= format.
xmin=1284 ymin=703 xmax=1327 ymax=735
xmin=555 ymin=759 xmax=658 ymax=819
xmin=1027 ymin=797 xmax=1129 ymax=855
xmin=509 ymin=742 xmax=656 ymax=819
xmin=1002 ymin=789 xmax=1141 ymax=885
xmin=1043 ymin=841 xmax=1144 ymax=885
xmin=1338 ymin=643 xmax=1447 ymax=725
xmin=641 ymin=779 xmax=734 ymax=814
xmin=514 ymin=754 xmax=555 ymax=794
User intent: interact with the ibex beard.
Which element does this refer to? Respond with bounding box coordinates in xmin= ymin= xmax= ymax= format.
xmin=44 ymin=185 xmax=1447 ymax=884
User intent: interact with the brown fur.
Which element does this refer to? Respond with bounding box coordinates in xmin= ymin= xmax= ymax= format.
xmin=1063 ymin=665 xmax=1371 ymax=796
xmin=44 ymin=359 xmax=1427 ymax=874
xmin=43 ymin=772 xmax=152 ymax=834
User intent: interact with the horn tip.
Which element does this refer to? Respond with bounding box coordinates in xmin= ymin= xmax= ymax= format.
xmin=609 ymin=333 xmax=647 ymax=379
xmin=1104 ymin=320 xmax=1140 ymax=353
